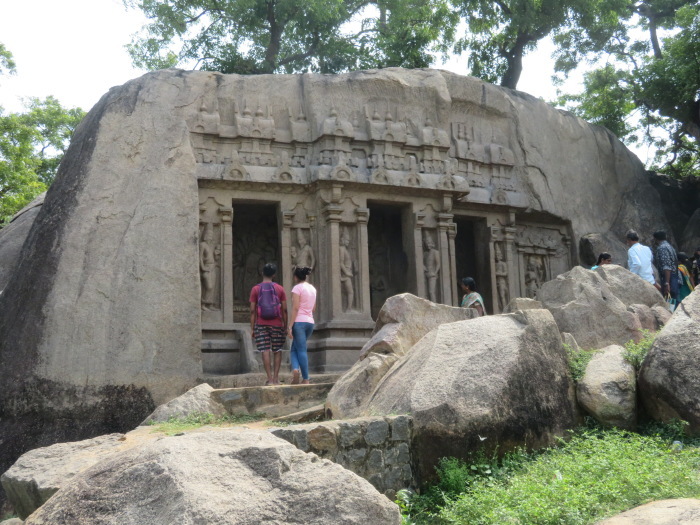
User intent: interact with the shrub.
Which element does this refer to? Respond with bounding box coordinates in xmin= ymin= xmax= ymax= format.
xmin=564 ymin=343 xmax=598 ymax=382
xmin=623 ymin=330 xmax=657 ymax=370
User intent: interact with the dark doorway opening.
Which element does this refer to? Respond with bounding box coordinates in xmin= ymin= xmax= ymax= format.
xmin=454 ymin=217 xmax=492 ymax=313
xmin=232 ymin=202 xmax=279 ymax=322
xmin=367 ymin=204 xmax=409 ymax=319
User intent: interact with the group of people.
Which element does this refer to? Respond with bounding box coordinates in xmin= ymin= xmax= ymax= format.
xmin=249 ymin=263 xmax=316 ymax=386
xmin=624 ymin=230 xmax=696 ymax=303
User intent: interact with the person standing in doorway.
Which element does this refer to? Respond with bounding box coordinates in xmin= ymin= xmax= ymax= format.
xmin=287 ymin=266 xmax=316 ymax=385
xmin=652 ymin=230 xmax=679 ymax=300
xmin=250 ymin=263 xmax=287 ymax=386
xmin=626 ymin=230 xmax=656 ymax=287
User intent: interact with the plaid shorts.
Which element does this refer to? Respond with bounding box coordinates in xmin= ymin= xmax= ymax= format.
xmin=253 ymin=325 xmax=286 ymax=353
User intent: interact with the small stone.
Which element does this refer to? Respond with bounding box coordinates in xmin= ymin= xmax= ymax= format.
xmin=396 ymin=443 xmax=410 ymax=464
xmin=293 ymin=430 xmax=309 ymax=452
xmin=368 ymin=473 xmax=385 ymax=493
xmin=364 ymin=419 xmax=389 ymax=446
xmin=347 ymin=448 xmax=368 ymax=464
xmin=366 ymin=449 xmax=384 ymax=471
xmin=383 ymin=467 xmax=405 ymax=491
xmin=307 ymin=425 xmax=338 ymax=452
xmin=338 ymin=422 xmax=363 ymax=448
xmin=389 ymin=415 xmax=411 ymax=441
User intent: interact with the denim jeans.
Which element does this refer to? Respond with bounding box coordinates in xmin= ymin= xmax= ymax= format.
xmin=291 ymin=322 xmax=314 ymax=380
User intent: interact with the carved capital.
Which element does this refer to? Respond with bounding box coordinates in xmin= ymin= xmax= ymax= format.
xmin=414 ymin=212 xmax=426 ymax=230
xmin=355 ymin=207 xmax=370 ymax=224
xmin=323 ymin=204 xmax=344 ymax=223
xmin=219 ymin=207 xmax=233 ymax=223
xmin=282 ymin=210 xmax=295 ymax=227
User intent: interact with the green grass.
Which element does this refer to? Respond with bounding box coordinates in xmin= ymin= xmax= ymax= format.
xmin=147 ymin=412 xmax=266 ymax=435
xmin=400 ymin=423 xmax=700 ymax=525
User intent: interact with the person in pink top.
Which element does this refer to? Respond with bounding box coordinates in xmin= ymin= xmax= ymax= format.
xmin=287 ymin=266 xmax=317 ymax=384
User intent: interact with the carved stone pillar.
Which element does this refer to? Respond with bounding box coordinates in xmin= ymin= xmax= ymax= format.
xmin=323 ymin=203 xmax=344 ymax=319
xmin=438 ymin=213 xmax=454 ymax=305
xmin=220 ymin=206 xmax=234 ymax=323
xmin=280 ymin=210 xmax=295 ymax=296
xmin=448 ymin=222 xmax=458 ymax=306
xmin=504 ymin=225 xmax=518 ymax=309
xmin=413 ymin=212 xmax=426 ymax=298
xmin=355 ymin=207 xmax=371 ymax=315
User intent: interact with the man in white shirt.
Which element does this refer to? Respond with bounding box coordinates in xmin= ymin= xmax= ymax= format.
xmin=626 ymin=230 xmax=656 ymax=286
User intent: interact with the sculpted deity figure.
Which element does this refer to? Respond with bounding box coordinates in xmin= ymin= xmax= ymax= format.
xmin=199 ymin=224 xmax=218 ymax=310
xmin=296 ymin=229 xmax=315 ymax=272
xmin=290 ymin=245 xmax=298 ymax=271
xmin=340 ymin=229 xmax=355 ymax=311
xmin=495 ymin=243 xmax=509 ymax=311
xmin=525 ymin=255 xmax=543 ymax=299
xmin=423 ymin=232 xmax=440 ymax=303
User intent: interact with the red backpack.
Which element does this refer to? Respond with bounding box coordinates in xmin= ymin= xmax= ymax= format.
xmin=257 ymin=282 xmax=281 ymax=320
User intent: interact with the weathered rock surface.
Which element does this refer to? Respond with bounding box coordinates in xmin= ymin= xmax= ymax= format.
xmin=360 ymin=309 xmax=577 ymax=482
xmin=22 ymin=430 xmax=400 ymax=525
xmin=141 ymin=383 xmax=227 ymax=425
xmin=0 ymin=68 xmax=672 ymax=499
xmin=326 ymin=294 xmax=476 ymax=419
xmin=639 ymin=290 xmax=700 ymax=434
xmin=577 ymin=345 xmax=636 ymax=429
xmin=0 ymin=518 xmax=23 ymax=525
xmin=562 ymin=332 xmax=581 ymax=351
xmin=0 ymin=193 xmax=44 ymax=293
xmin=579 ymin=232 xmax=628 ymax=270
xmin=503 ymin=297 xmax=543 ymax=313
xmin=681 ymin=208 xmax=700 ymax=255
xmin=595 ymin=264 xmax=666 ymax=310
xmin=596 ymin=498 xmax=700 ymax=524
xmin=538 ymin=266 xmax=667 ymax=349
xmin=1 ymin=428 xmax=157 ymax=520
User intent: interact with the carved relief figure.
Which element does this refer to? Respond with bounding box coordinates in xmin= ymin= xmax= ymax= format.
xmin=525 ymin=255 xmax=544 ymax=299
xmin=423 ymin=231 xmax=441 ymax=302
xmin=296 ymin=229 xmax=315 ymax=272
xmin=290 ymin=245 xmax=298 ymax=271
xmin=340 ymin=228 xmax=355 ymax=311
xmin=495 ymin=243 xmax=509 ymax=311
xmin=199 ymin=223 xmax=219 ymax=310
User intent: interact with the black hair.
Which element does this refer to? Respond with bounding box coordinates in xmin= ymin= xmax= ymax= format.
xmin=626 ymin=230 xmax=639 ymax=242
xmin=653 ymin=230 xmax=667 ymax=241
xmin=262 ymin=263 xmax=277 ymax=277
xmin=596 ymin=252 xmax=612 ymax=265
xmin=678 ymin=252 xmax=689 ymax=264
xmin=461 ymin=277 xmax=477 ymax=291
xmin=294 ymin=266 xmax=312 ymax=281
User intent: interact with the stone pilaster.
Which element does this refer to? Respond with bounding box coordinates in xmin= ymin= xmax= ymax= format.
xmin=437 ymin=213 xmax=454 ymax=305
xmin=413 ymin=212 xmax=426 ymax=298
xmin=355 ymin=207 xmax=371 ymax=316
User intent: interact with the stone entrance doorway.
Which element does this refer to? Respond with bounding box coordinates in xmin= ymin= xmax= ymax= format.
xmin=232 ymin=202 xmax=279 ymax=322
xmin=454 ymin=216 xmax=491 ymax=313
xmin=367 ymin=204 xmax=409 ymax=319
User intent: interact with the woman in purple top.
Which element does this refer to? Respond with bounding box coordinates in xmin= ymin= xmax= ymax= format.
xmin=287 ymin=266 xmax=317 ymax=384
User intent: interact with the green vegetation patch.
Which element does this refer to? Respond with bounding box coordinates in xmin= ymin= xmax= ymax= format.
xmin=148 ymin=412 xmax=265 ymax=435
xmin=564 ymin=343 xmax=598 ymax=382
xmin=623 ymin=330 xmax=657 ymax=370
xmin=401 ymin=424 xmax=700 ymax=525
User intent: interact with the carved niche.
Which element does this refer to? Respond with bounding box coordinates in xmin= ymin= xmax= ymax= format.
xmin=199 ymin=197 xmax=224 ymax=313
xmin=339 ymin=225 xmax=358 ymax=312
xmin=515 ymin=224 xmax=571 ymax=299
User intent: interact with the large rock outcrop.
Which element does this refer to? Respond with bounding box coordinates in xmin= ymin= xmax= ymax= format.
xmin=354 ymin=309 xmax=577 ymax=482
xmin=638 ymin=290 xmax=700 ymax=434
xmin=21 ymin=430 xmax=400 ymax=525
xmin=596 ymin=498 xmax=700 ymax=524
xmin=0 ymin=193 xmax=44 ymax=293
xmin=1 ymin=429 xmax=158 ymax=519
xmin=326 ymin=294 xmax=477 ymax=419
xmin=0 ymin=68 xmax=671 ymax=497
xmin=576 ymin=345 xmax=637 ymax=429
xmin=538 ymin=265 xmax=667 ymax=349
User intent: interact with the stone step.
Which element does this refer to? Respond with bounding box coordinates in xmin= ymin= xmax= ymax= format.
xmin=211 ymin=383 xmax=336 ymax=419
xmin=200 ymin=372 xmax=341 ymax=389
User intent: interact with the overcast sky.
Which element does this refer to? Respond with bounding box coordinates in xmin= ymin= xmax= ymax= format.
xmin=0 ymin=0 xmax=576 ymax=116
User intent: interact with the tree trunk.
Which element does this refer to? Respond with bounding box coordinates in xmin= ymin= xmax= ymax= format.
xmin=500 ymin=41 xmax=526 ymax=90
xmin=263 ymin=0 xmax=282 ymax=73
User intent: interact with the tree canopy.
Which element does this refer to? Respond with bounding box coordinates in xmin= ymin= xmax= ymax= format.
xmin=0 ymin=97 xmax=85 ymax=225
xmin=555 ymin=1 xmax=700 ymax=178
xmin=125 ymin=0 xmax=458 ymax=74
